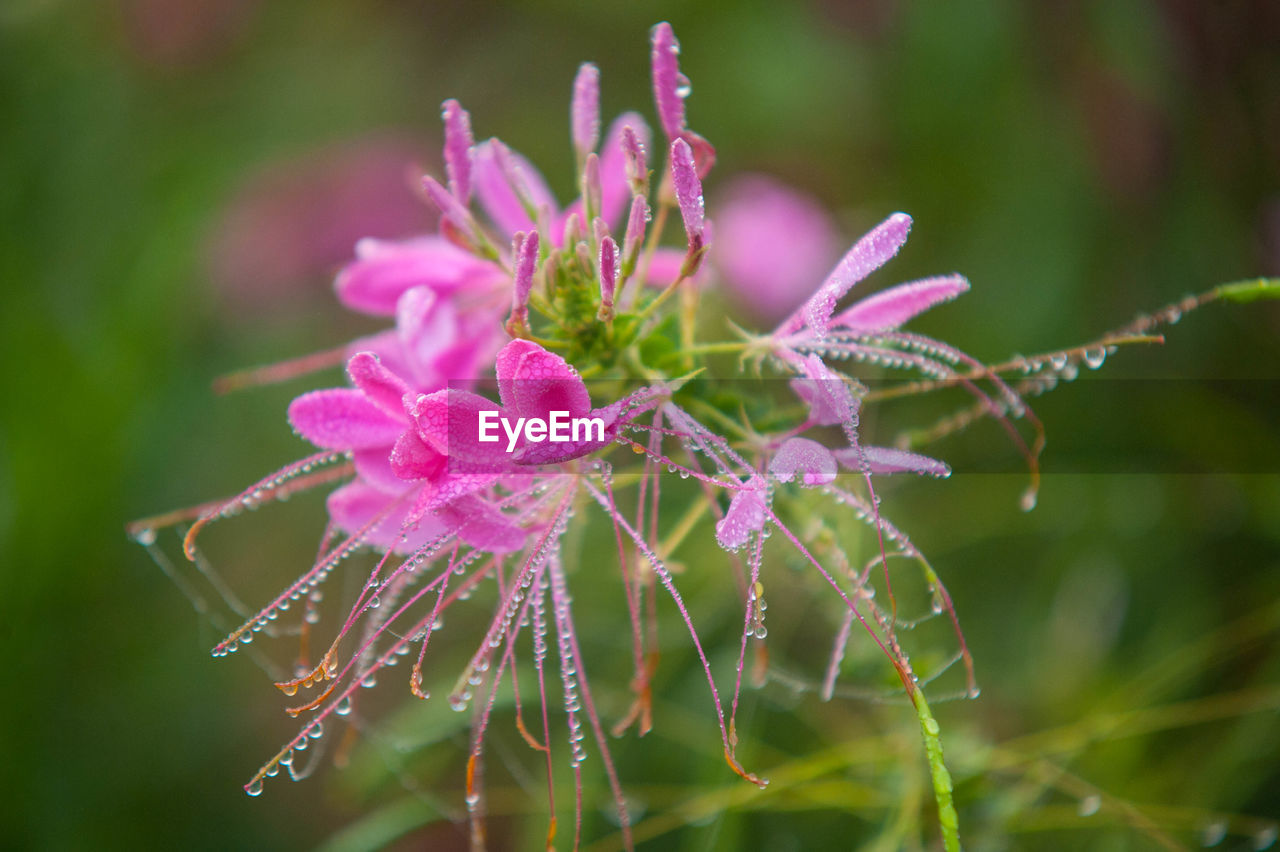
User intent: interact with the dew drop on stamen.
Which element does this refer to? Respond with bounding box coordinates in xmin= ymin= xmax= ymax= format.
xmin=1077 ymin=795 xmax=1101 ymax=817
xmin=245 ymin=779 xmax=264 ymax=797
xmin=334 ymin=696 xmax=352 ymax=716
xmin=1254 ymin=826 xmax=1278 ymax=850
xmin=1083 ymin=348 xmax=1106 ymax=369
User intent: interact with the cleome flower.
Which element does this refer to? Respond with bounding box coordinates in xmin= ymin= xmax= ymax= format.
xmin=128 ymin=18 xmax=1244 ymax=852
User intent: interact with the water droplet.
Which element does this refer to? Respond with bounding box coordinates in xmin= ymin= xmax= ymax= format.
xmin=1202 ymin=820 xmax=1228 ymax=847
xmin=1019 ymin=488 xmax=1038 ymax=512
xmin=922 ymin=718 xmax=940 ymax=736
xmin=245 ymin=779 xmax=264 ymax=797
xmin=1083 ymin=348 xmax=1106 ymax=369
xmin=1078 ymin=795 xmax=1101 ymax=816
xmin=675 ymin=73 xmax=692 ymax=99
xmin=1253 ymin=826 xmax=1278 ymax=850
xmin=132 ymin=528 xmax=156 ymax=546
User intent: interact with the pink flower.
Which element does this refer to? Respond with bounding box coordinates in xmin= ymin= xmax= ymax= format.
xmin=333 ymin=236 xmax=507 ymax=317
xmin=714 ymin=175 xmax=841 ymax=321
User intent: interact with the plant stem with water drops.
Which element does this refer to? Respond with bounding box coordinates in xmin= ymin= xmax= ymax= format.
xmin=913 ymin=689 xmax=961 ymax=852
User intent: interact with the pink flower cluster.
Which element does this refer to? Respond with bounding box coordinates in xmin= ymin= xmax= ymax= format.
xmin=148 ymin=21 xmax=1038 ymax=852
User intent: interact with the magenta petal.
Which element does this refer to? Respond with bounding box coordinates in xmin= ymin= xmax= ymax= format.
xmin=441 ymin=99 xmax=473 ymax=204
xmin=787 ymin=212 xmax=913 ymax=337
xmin=346 ymin=351 xmax=411 ymax=420
xmin=571 ymin=63 xmax=601 ymax=158
xmin=334 ymin=236 xmax=498 ymax=316
xmin=353 ymin=447 xmax=405 ymax=493
xmin=422 ymin=175 xmax=476 ymax=242
xmin=640 ymin=247 xmax=699 ymax=288
xmin=472 ymin=139 xmax=559 ymax=239
xmin=288 ymin=388 xmax=404 ymax=451
xmin=436 ymin=494 xmax=526 ymax=554
xmin=715 ymin=488 xmax=767 ymax=551
xmin=600 ymin=113 xmax=651 ymax=224
xmin=670 ymin=138 xmax=705 ymax=247
xmin=498 ymin=340 xmax=592 ymax=420
xmin=769 ymin=437 xmax=838 ymax=487
xmin=326 ymin=480 xmax=443 ymax=555
xmin=836 ymin=446 xmax=951 ymax=478
xmin=833 ymin=274 xmax=970 ymax=332
xmin=512 ymin=406 xmax=618 ymax=465
xmin=791 ymin=354 xmax=859 ymax=427
xmin=408 ymin=389 xmax=511 ymax=469
xmin=389 ymin=429 xmax=446 ymax=481
xmin=650 ymin=22 xmax=687 ymax=139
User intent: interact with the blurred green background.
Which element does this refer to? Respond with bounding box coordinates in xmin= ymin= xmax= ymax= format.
xmin=2 ymin=0 xmax=1278 ymax=849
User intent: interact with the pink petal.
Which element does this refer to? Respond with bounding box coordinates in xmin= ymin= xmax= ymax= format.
xmin=346 ymin=351 xmax=411 ymax=420
xmin=395 ymin=286 xmax=495 ymax=389
xmin=715 ymin=488 xmax=767 ymax=551
xmin=790 ymin=354 xmax=859 ymax=427
xmin=496 ymin=339 xmax=592 ymax=420
xmin=650 ymin=22 xmax=687 ymax=140
xmin=441 ymin=99 xmax=473 ymax=204
xmin=325 ymin=479 xmax=444 ymax=554
xmin=422 ymin=174 xmax=476 ymax=243
xmin=334 ymin=236 xmax=499 ymax=316
xmin=511 ymin=406 xmax=619 ymax=465
xmin=835 ymin=446 xmax=951 ymax=478
xmin=670 ymin=138 xmax=704 ymax=248
xmin=600 ymin=113 xmax=651 ymax=224
xmin=288 ymin=388 xmax=404 ymax=451
xmin=833 ymin=274 xmax=970 ymax=332
xmin=640 ymin=247 xmax=700 ymax=288
xmin=408 ymin=389 xmax=512 ymax=470
xmin=352 ymin=447 xmax=405 ymax=493
xmin=769 ymin=437 xmax=838 ymax=487
xmin=571 ymin=63 xmax=601 ymax=159
xmin=389 ymin=429 xmax=446 ymax=481
xmin=472 ymin=139 xmax=559 ymax=239
xmin=781 ymin=212 xmax=913 ymax=337
xmin=714 ymin=175 xmax=840 ymax=321
xmin=435 ymin=494 xmax=526 ymax=554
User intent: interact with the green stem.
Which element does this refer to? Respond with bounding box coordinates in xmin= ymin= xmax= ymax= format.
xmin=912 ymin=689 xmax=961 ymax=852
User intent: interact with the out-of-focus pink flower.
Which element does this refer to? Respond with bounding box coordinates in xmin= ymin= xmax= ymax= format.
xmin=207 ymin=136 xmax=434 ymax=311
xmin=713 ymin=175 xmax=841 ymax=322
